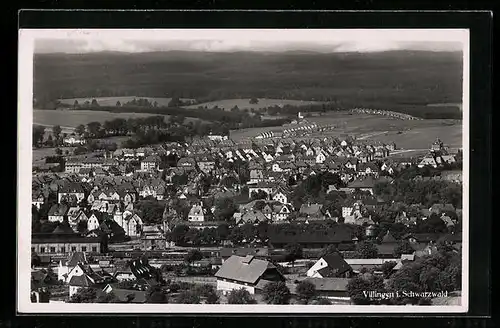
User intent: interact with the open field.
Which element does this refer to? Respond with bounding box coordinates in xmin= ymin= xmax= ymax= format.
xmin=230 ymin=112 xmax=462 ymax=150
xmin=33 ymin=109 xmax=200 ymax=128
xmin=32 ymin=147 xmax=75 ymax=164
xmin=35 ymin=51 xmax=462 ymax=119
xmin=183 ymin=98 xmax=326 ymax=111
xmin=58 ymin=96 xmax=195 ymax=107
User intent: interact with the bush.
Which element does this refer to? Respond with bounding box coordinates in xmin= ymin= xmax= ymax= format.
xmin=227 ymin=288 xmax=256 ymax=304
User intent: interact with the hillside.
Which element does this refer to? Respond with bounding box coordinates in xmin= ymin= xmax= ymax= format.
xmin=34 ymin=50 xmax=463 ymax=115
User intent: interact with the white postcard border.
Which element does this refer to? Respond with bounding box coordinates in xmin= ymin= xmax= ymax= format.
xmin=18 ymin=28 xmax=470 ymax=314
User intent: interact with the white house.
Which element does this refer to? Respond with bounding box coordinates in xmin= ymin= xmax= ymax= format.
xmin=214 ymin=255 xmax=286 ymax=295
xmin=306 ymin=253 xmax=353 ymax=278
xmin=188 ymin=203 xmax=205 ymax=222
xmin=272 ymin=191 xmax=289 ymax=205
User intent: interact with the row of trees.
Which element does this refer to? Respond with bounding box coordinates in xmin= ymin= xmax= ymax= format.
xmin=347 ymin=245 xmax=461 ymax=305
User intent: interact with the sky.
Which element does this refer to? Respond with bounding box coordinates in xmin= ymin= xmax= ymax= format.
xmin=27 ymin=29 xmax=467 ymax=54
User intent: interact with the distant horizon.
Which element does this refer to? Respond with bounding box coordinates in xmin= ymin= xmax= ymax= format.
xmin=35 ymin=48 xmax=464 ymax=56
xmin=27 ymin=29 xmax=467 ymax=54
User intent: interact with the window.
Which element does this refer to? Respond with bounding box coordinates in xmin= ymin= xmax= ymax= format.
xmin=92 ymin=247 xmax=97 ymax=253
xmin=71 ymin=246 xmax=77 ymax=252
xmin=81 ymin=246 xmax=87 ymax=252
xmin=40 ymin=247 xmax=45 ymax=253
xmin=60 ymin=247 xmax=65 ymax=253
xmin=50 ymin=247 xmax=56 ymax=253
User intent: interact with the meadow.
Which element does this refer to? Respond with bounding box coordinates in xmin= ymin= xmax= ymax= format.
xmin=58 ymin=96 xmax=195 ymax=107
xmin=183 ymin=98 xmax=325 ymax=111
xmin=33 ymin=109 xmax=198 ymax=128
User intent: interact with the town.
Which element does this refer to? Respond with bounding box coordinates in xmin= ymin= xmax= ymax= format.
xmin=30 ymin=111 xmax=463 ymax=306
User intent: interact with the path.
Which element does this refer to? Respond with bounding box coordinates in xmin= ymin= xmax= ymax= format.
xmin=357 ymin=131 xmax=388 ymax=140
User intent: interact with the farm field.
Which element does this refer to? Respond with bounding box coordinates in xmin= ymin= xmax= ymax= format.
xmin=33 ymin=109 xmax=199 ymax=128
xmin=58 ymin=96 xmax=196 ymax=107
xmin=32 ymin=146 xmax=75 ymax=164
xmin=183 ymin=98 xmax=326 ymax=111
xmin=230 ymin=112 xmax=462 ymax=150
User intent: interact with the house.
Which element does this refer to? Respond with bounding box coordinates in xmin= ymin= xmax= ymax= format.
xmin=100 ymin=285 xmax=147 ymax=303
xmin=237 ymin=210 xmax=268 ymax=225
xmin=298 ymin=203 xmax=330 ymax=222
xmin=140 ymin=155 xmax=161 ymax=172
xmin=219 ymin=248 xmax=270 ymax=263
xmin=273 ymin=204 xmax=292 ymax=222
xmin=121 ymin=213 xmax=143 ymax=237
xmin=58 ymin=252 xmax=88 ymax=282
xmin=141 ymin=225 xmax=166 ymax=250
xmin=68 ymin=270 xmax=96 ymax=297
xmin=346 ymin=176 xmax=376 ymax=195
xmin=188 ymin=202 xmax=205 ymax=222
xmin=32 ymin=233 xmax=101 ymax=255
xmin=66 ymin=207 xmax=88 ymax=232
xmin=248 ymin=182 xmax=274 ymax=199
xmin=215 ymin=255 xmax=285 ymax=295
xmin=197 ymin=156 xmax=216 ymax=174
xmin=306 ymin=253 xmax=353 ymax=278
xmin=32 ymin=191 xmax=45 ymax=209
xmin=87 ymin=212 xmax=106 ymax=232
xmin=272 ymin=190 xmax=290 ymax=205
xmin=300 ymin=277 xmax=350 ymax=299
xmin=268 ymin=227 xmax=354 ymax=249
xmin=47 ymin=204 xmax=69 ymax=222
xmin=418 ymin=155 xmax=439 ymax=168
xmin=63 ymin=135 xmax=86 ymax=146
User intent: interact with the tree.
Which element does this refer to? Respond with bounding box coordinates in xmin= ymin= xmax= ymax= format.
xmin=31 ymin=253 xmax=41 ymax=267
xmin=249 ymin=98 xmax=259 ymax=105
xmin=354 ymin=241 xmax=378 ymax=259
xmin=91 ymin=99 xmax=99 ymax=107
xmin=96 ymin=291 xmax=122 ymax=303
xmin=393 ymin=240 xmax=415 ymax=258
xmin=171 ymin=224 xmax=190 ymax=244
xmin=68 ymin=288 xmax=98 ymax=303
xmin=73 ymin=100 xmax=79 ymax=108
xmin=116 ymin=101 xmax=121 ymax=107
xmin=381 ymin=261 xmax=398 ymax=278
xmin=347 ymin=274 xmax=386 ymax=305
xmin=55 ymin=148 xmax=63 ymax=156
xmin=195 ymin=284 xmax=220 ymax=304
xmin=176 ymin=290 xmax=201 ymax=304
xmin=33 ymin=125 xmax=45 ymax=148
xmin=319 ymin=245 xmax=339 ymax=258
xmin=184 ymin=249 xmax=203 ymax=267
xmin=86 ymin=121 xmax=102 ymax=138
xmin=262 ymin=281 xmax=291 ymax=304
xmin=52 ymin=125 xmax=62 ymax=145
xmin=146 ymin=286 xmax=169 ymax=303
xmin=254 ymin=200 xmax=266 ymax=211
xmin=251 ymin=190 xmax=268 ymax=200
xmin=227 ymin=288 xmax=257 ymax=304
xmin=295 ymin=280 xmax=316 ymax=304
xmin=32 ymin=205 xmax=41 ymax=233
xmin=214 ymin=197 xmax=239 ymax=222
xmin=284 ymin=243 xmax=303 ymax=267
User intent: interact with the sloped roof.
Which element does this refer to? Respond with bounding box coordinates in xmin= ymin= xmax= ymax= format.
xmin=303 ymin=277 xmax=349 ymax=292
xmin=52 ymin=224 xmax=75 ymax=234
xmin=68 ymin=273 xmax=94 ymax=287
xmin=381 ymin=231 xmax=397 ymax=243
xmin=215 ymin=255 xmax=276 ymax=284
xmin=67 ymin=252 xmax=88 ymax=266
xmin=320 ymin=253 xmax=352 ymax=276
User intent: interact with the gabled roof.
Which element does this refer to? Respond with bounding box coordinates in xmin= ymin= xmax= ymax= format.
xmin=320 ymin=253 xmax=352 ymax=277
xmin=381 ymin=231 xmax=397 ymax=243
xmin=215 ymin=255 xmax=277 ymax=284
xmin=68 ymin=273 xmax=94 ymax=287
xmin=66 ymin=252 xmax=88 ymax=267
